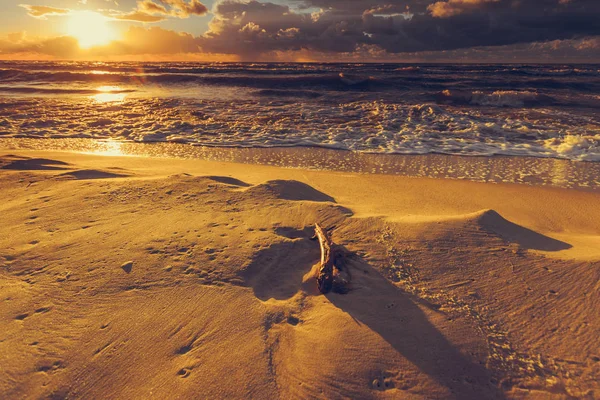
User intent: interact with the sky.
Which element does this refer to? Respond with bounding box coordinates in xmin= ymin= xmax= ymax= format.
xmin=1 ymin=0 xmax=599 ymax=62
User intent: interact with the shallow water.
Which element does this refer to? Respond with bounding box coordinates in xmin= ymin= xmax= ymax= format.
xmin=1 ymin=62 xmax=600 ymax=161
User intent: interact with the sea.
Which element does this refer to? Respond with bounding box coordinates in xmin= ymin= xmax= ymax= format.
xmin=1 ymin=61 xmax=599 ymax=162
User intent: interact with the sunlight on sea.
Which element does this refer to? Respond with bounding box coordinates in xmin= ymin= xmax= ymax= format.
xmin=92 ymin=86 xmax=128 ymax=103
xmin=87 ymin=140 xmax=126 ymax=156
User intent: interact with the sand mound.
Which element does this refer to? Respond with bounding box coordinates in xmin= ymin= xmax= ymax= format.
xmin=475 ymin=209 xmax=572 ymax=251
xmin=248 ymin=180 xmax=336 ymax=202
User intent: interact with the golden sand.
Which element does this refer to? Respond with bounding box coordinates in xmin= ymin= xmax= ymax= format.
xmin=1 ymin=150 xmax=599 ymax=399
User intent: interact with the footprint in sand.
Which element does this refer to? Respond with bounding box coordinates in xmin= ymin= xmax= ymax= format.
xmin=371 ymin=370 xmax=407 ymax=392
xmin=177 ymin=367 xmax=192 ymax=378
xmin=37 ymin=360 xmax=63 ymax=373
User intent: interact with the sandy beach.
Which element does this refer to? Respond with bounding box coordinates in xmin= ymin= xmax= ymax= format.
xmin=0 ymin=149 xmax=598 ymax=399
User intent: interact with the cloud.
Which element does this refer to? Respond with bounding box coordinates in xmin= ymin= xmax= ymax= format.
xmin=0 ymin=27 xmax=202 ymax=58
xmin=126 ymin=0 xmax=209 ymax=20
xmin=0 ymin=33 xmax=79 ymax=57
xmin=19 ymin=4 xmax=70 ymax=19
xmin=1 ymin=28 xmax=599 ymax=62
xmin=112 ymin=10 xmax=167 ymax=22
xmin=161 ymin=0 xmax=209 ymax=17
xmin=9 ymin=0 xmax=600 ymax=60
xmin=236 ymin=34 xmax=600 ymax=62
xmin=138 ymin=0 xmax=168 ymax=14
xmin=200 ymin=0 xmax=361 ymax=56
xmin=428 ymin=0 xmax=500 ymax=18
xmin=112 ymin=26 xmax=202 ymax=54
xmin=20 ymin=0 xmax=208 ymax=24
xmin=198 ymin=0 xmax=600 ymax=57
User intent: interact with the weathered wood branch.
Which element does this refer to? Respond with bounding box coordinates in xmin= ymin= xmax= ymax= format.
xmin=315 ymin=223 xmax=335 ymax=294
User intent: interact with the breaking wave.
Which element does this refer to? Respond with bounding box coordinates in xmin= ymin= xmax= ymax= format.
xmin=435 ymin=90 xmax=556 ymax=107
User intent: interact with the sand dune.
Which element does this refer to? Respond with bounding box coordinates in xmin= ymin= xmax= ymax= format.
xmin=0 ymin=151 xmax=598 ymax=399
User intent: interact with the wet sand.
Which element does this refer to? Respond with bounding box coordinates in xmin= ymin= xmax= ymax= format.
xmin=2 ymin=138 xmax=600 ymax=191
xmin=1 ymin=149 xmax=599 ymax=399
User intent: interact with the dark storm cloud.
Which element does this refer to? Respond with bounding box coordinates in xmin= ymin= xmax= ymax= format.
xmin=200 ymin=0 xmax=600 ymax=55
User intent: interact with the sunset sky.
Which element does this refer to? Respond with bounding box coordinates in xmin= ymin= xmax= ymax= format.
xmin=1 ymin=0 xmax=599 ymax=61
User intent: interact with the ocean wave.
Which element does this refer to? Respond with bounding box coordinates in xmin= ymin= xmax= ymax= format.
xmin=254 ymin=89 xmax=323 ymax=98
xmin=338 ymin=73 xmax=374 ymax=86
xmin=509 ymin=67 xmax=575 ymax=77
xmin=2 ymin=62 xmax=599 ymax=97
xmin=0 ymin=86 xmax=137 ymax=95
xmin=1 ymin=96 xmax=599 ymax=162
xmin=0 ymin=68 xmax=390 ymax=92
xmin=435 ymin=90 xmax=556 ymax=107
xmin=394 ymin=66 xmax=420 ymax=72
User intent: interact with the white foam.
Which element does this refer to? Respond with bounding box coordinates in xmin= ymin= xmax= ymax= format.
xmin=1 ymin=96 xmax=599 ymax=162
xmin=544 ymin=135 xmax=600 ymax=162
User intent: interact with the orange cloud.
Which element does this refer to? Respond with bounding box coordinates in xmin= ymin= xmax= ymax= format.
xmin=0 ymin=33 xmax=79 ymax=58
xmin=127 ymin=0 xmax=209 ymax=20
xmin=0 ymin=27 xmax=238 ymax=61
xmin=138 ymin=0 xmax=168 ymax=14
xmin=112 ymin=10 xmax=167 ymax=22
xmin=19 ymin=4 xmax=70 ymax=19
xmin=20 ymin=1 xmax=208 ymax=25
xmin=161 ymin=0 xmax=208 ymax=17
xmin=428 ymin=0 xmax=500 ymax=18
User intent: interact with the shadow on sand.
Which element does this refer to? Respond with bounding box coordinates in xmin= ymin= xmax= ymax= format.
xmin=328 ymin=253 xmax=505 ymax=399
xmin=56 ymin=169 xmax=128 ymax=180
xmin=479 ymin=209 xmax=571 ymax=252
xmin=242 ymin=226 xmax=505 ymax=399
xmin=248 ymin=180 xmax=336 ymax=202
xmin=1 ymin=156 xmax=70 ymax=171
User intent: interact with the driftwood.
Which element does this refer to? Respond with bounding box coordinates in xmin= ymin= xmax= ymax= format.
xmin=315 ymin=223 xmax=335 ymax=293
xmin=314 ymin=223 xmax=350 ymax=294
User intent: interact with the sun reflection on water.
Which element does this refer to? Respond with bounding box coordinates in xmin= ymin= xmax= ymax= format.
xmin=90 ymin=140 xmax=126 ymax=156
xmin=92 ymin=86 xmax=127 ymax=103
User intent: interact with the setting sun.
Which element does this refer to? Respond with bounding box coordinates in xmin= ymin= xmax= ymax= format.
xmin=66 ymin=11 xmax=117 ymax=49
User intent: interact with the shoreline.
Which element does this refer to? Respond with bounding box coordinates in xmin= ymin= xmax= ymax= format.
xmin=2 ymin=138 xmax=599 ymax=192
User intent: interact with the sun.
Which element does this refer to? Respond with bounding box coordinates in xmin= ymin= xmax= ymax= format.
xmin=67 ymin=11 xmax=117 ymax=49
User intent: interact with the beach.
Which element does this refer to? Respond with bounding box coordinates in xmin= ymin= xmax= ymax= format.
xmin=1 ymin=148 xmax=599 ymax=399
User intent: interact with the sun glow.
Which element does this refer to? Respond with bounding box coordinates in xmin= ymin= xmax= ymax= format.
xmin=90 ymin=140 xmax=126 ymax=156
xmin=92 ymin=85 xmax=127 ymax=102
xmin=67 ymin=11 xmax=117 ymax=49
